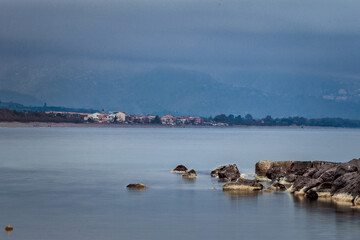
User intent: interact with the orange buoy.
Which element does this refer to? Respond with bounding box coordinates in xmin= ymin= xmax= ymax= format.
xmin=5 ymin=225 xmax=13 ymax=232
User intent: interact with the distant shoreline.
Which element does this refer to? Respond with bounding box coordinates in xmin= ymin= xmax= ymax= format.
xmin=0 ymin=121 xmax=352 ymax=129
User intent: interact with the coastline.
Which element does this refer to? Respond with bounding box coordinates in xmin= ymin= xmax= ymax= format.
xmin=0 ymin=121 xmax=353 ymax=129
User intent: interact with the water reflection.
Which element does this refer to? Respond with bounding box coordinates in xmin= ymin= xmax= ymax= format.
xmin=291 ymin=194 xmax=360 ymax=215
xmin=182 ymin=178 xmax=196 ymax=184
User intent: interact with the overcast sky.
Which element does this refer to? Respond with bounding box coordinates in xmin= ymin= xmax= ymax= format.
xmin=1 ymin=0 xmax=360 ymax=82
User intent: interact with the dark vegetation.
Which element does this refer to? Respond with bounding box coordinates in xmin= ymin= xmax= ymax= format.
xmin=0 ymin=109 xmax=84 ymax=123
xmin=207 ymin=114 xmax=360 ymax=128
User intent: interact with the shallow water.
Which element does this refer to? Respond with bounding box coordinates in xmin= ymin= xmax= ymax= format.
xmin=0 ymin=127 xmax=360 ymax=240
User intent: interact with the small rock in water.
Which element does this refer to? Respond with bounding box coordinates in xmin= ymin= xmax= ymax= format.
xmin=211 ymin=164 xmax=240 ymax=181
xmin=126 ymin=183 xmax=148 ymax=190
xmin=182 ymin=169 xmax=197 ymax=178
xmin=171 ymin=165 xmax=188 ymax=173
xmin=223 ymin=179 xmax=263 ymax=191
xmin=5 ymin=225 xmax=13 ymax=232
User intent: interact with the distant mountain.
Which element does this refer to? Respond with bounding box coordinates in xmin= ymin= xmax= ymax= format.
xmin=0 ymin=90 xmax=43 ymax=106
xmin=0 ymin=101 xmax=98 ymax=113
xmin=1 ymin=68 xmax=360 ymax=118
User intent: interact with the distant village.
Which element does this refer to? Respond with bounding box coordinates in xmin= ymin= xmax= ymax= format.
xmin=44 ymin=110 xmax=229 ymax=126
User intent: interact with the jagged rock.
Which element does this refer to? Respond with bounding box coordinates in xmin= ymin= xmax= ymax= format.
xmin=284 ymin=173 xmax=297 ymax=183
xmin=126 ymin=183 xmax=148 ymax=190
xmin=266 ymin=167 xmax=284 ymax=181
xmin=223 ymin=178 xmax=263 ymax=191
xmin=312 ymin=164 xmax=336 ymax=179
xmin=333 ymin=163 xmax=358 ymax=181
xmin=292 ymin=176 xmax=312 ymax=192
xmin=331 ymin=172 xmax=360 ymax=198
xmin=211 ymin=164 xmax=240 ymax=181
xmin=255 ymin=160 xmax=293 ymax=177
xmin=319 ymin=167 xmax=337 ymax=182
xmin=303 ymin=168 xmax=318 ymax=177
xmin=171 ymin=165 xmax=188 ymax=173
xmin=182 ymin=169 xmax=197 ymax=178
xmin=288 ymin=161 xmax=313 ymax=175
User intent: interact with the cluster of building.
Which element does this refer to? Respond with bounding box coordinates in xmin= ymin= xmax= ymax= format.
xmin=46 ymin=110 xmax=225 ymax=126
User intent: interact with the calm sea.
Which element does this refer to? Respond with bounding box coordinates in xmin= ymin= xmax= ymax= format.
xmin=0 ymin=127 xmax=360 ymax=240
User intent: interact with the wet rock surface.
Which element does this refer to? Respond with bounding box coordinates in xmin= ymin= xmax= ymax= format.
xmin=211 ymin=164 xmax=240 ymax=181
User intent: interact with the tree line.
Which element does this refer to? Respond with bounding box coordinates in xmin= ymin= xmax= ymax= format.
xmin=206 ymin=114 xmax=360 ymax=128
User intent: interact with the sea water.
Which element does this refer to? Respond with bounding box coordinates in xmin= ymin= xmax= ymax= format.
xmin=0 ymin=127 xmax=360 ymax=240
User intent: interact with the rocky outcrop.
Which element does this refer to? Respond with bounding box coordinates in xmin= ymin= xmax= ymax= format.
xmin=171 ymin=165 xmax=188 ymax=173
xmin=256 ymin=158 xmax=360 ymax=206
xmin=126 ymin=183 xmax=148 ymax=190
xmin=182 ymin=169 xmax=197 ymax=178
xmin=211 ymin=164 xmax=240 ymax=181
xmin=223 ymin=179 xmax=263 ymax=191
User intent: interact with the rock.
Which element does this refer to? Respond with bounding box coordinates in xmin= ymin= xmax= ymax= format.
xmin=171 ymin=165 xmax=188 ymax=173
xmin=223 ymin=179 xmax=263 ymax=191
xmin=211 ymin=164 xmax=240 ymax=181
xmin=319 ymin=167 xmax=337 ymax=182
xmin=331 ymin=172 xmax=360 ymax=197
xmin=292 ymin=176 xmax=312 ymax=192
xmin=255 ymin=160 xmax=274 ymax=177
xmin=284 ymin=173 xmax=297 ymax=183
xmin=255 ymin=160 xmax=293 ymax=177
xmin=256 ymin=158 xmax=360 ymax=207
xmin=268 ymin=182 xmax=287 ymax=191
xmin=4 ymin=225 xmax=13 ymax=232
xmin=312 ymin=164 xmax=336 ymax=179
xmin=316 ymin=182 xmax=332 ymax=198
xmin=266 ymin=167 xmax=283 ymax=181
xmin=333 ymin=163 xmax=358 ymax=181
xmin=126 ymin=183 xmax=148 ymax=190
xmin=305 ymin=190 xmax=318 ymax=200
xmin=316 ymin=182 xmax=333 ymax=192
xmin=182 ymin=169 xmax=197 ymax=178
xmin=303 ymin=168 xmax=318 ymax=178
xmin=288 ymin=161 xmax=313 ymax=175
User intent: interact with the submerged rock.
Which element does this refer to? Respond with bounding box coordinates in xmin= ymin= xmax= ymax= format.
xmin=211 ymin=164 xmax=240 ymax=181
xmin=171 ymin=165 xmax=188 ymax=173
xmin=126 ymin=183 xmax=148 ymax=190
xmin=223 ymin=179 xmax=263 ymax=191
xmin=182 ymin=169 xmax=197 ymax=178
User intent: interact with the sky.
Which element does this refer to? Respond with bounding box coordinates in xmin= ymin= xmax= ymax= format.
xmin=1 ymin=0 xmax=360 ymax=76
xmin=1 ymin=0 xmax=360 ymax=114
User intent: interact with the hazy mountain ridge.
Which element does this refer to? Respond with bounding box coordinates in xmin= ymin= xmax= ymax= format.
xmin=1 ymin=67 xmax=360 ymax=118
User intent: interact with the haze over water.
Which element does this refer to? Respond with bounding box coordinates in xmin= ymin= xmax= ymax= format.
xmin=1 ymin=127 xmax=360 ymax=240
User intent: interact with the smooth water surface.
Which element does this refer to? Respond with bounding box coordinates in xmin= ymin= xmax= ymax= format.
xmin=0 ymin=127 xmax=360 ymax=240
